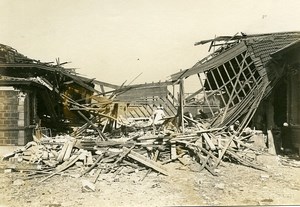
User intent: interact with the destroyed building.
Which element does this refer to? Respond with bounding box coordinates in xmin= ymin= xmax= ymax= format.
xmin=0 ymin=43 xmax=119 ymax=145
xmin=0 ymin=31 xmax=300 ymax=180
xmin=170 ymin=31 xmax=300 ymax=153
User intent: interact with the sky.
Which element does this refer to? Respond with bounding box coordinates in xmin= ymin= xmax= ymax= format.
xmin=1 ymin=0 xmax=300 ymax=88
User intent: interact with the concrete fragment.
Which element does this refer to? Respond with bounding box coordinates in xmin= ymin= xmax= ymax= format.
xmin=4 ymin=169 xmax=12 ymax=173
xmin=81 ymin=179 xmax=95 ymax=192
xmin=214 ymin=183 xmax=225 ymax=190
xmin=75 ymin=161 xmax=84 ymax=167
xmin=13 ymin=179 xmax=25 ymax=186
xmin=260 ymin=174 xmax=270 ymax=179
xmin=86 ymin=152 xmax=93 ymax=166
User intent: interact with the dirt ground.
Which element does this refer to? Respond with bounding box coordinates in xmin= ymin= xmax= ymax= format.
xmin=0 ymin=152 xmax=300 ymax=207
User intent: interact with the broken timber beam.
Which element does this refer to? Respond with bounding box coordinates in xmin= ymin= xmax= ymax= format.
xmin=202 ymin=133 xmax=216 ymax=150
xmin=39 ymin=152 xmax=82 ymax=183
xmin=122 ymin=147 xmax=169 ymax=176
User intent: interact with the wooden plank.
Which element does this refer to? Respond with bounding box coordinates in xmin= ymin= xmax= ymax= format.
xmin=57 ymin=141 xmax=69 ymax=162
xmin=140 ymin=149 xmax=160 ymax=181
xmin=220 ymin=52 xmax=248 ymax=123
xmin=76 ymin=110 xmax=106 ymax=140
xmin=162 ymin=152 xmax=186 ymax=165
xmin=123 ymin=147 xmax=169 ymax=176
xmin=202 ymin=133 xmax=216 ymax=150
xmin=39 ymin=153 xmax=82 ymax=183
xmin=214 ymin=136 xmax=234 ymax=168
xmin=117 ymin=86 xmax=168 ymax=100
xmin=197 ymin=73 xmax=214 ymax=116
xmin=215 ymin=66 xmax=231 ymax=98
xmin=177 ymin=141 xmax=219 ymax=163
xmin=170 ymin=42 xmax=248 ymax=80
xmin=185 ymin=88 xmax=203 ymax=102
xmin=210 ymin=69 xmax=227 ymax=107
xmin=63 ymin=140 xmax=75 ymax=161
xmin=81 ymin=153 xmax=104 ymax=177
xmin=100 ymin=85 xmax=105 ymax=93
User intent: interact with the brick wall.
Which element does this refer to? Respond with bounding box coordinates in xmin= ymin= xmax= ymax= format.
xmin=0 ymin=87 xmax=32 ymax=145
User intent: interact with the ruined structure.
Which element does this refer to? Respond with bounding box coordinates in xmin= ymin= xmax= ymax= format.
xmin=170 ymin=31 xmax=300 ymax=153
xmin=0 ymin=43 xmax=119 ymax=144
xmin=0 ymin=31 xmax=300 ymax=155
xmin=1 ymin=31 xmax=300 ymax=184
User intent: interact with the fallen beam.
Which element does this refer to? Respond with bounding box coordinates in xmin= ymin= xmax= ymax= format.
xmin=123 ymin=147 xmax=169 ymax=176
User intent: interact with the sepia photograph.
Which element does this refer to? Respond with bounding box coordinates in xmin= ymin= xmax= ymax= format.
xmin=0 ymin=0 xmax=300 ymax=206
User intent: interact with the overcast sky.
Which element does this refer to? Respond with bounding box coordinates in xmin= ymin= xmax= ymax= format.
xmin=1 ymin=0 xmax=300 ymax=86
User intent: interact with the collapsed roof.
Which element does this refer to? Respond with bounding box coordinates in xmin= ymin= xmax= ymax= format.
xmin=0 ymin=43 xmax=119 ymax=130
xmin=1 ymin=31 xmax=300 ymax=135
xmin=170 ymin=31 xmax=300 ymax=133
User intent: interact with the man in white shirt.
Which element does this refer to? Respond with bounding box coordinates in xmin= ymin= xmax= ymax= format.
xmin=152 ymin=106 xmax=165 ymax=126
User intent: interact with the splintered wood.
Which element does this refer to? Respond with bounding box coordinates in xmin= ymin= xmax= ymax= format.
xmin=2 ymin=119 xmax=269 ymax=185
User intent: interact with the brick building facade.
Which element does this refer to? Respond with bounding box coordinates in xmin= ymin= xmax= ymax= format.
xmin=0 ymin=87 xmax=32 ymax=145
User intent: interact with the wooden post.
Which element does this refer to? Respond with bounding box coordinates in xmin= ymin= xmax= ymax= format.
xmin=197 ymin=73 xmax=214 ymax=116
xmin=179 ymin=78 xmax=185 ymax=133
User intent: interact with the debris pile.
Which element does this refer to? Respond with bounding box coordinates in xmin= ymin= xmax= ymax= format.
xmin=2 ymin=31 xmax=300 ymax=186
xmin=2 ymin=118 xmax=269 ymax=185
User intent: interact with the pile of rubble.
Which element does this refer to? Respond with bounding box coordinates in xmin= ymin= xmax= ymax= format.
xmin=3 ymin=32 xmax=295 ymax=188
xmin=2 ymin=117 xmax=270 ymax=189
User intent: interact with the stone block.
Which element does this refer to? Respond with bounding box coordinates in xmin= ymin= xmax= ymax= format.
xmin=18 ymin=120 xmax=24 ymax=126
xmin=18 ymin=112 xmax=25 ymax=120
xmin=17 ymin=105 xmax=24 ymax=112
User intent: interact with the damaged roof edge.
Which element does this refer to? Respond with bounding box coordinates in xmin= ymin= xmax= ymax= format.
xmin=270 ymin=39 xmax=300 ymax=58
xmin=170 ymin=41 xmax=248 ymax=81
xmin=195 ymin=31 xmax=300 ymax=46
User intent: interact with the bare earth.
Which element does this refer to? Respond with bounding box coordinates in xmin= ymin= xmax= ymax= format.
xmin=0 ymin=154 xmax=300 ymax=207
